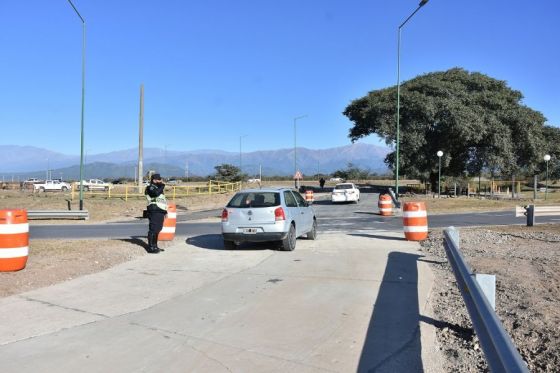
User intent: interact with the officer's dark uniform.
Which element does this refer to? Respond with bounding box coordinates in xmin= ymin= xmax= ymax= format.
xmin=145 ymin=174 xmax=167 ymax=254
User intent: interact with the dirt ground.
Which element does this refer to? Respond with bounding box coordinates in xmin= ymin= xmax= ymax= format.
xmin=0 ymin=190 xmax=234 ymax=223
xmin=420 ymin=224 xmax=560 ymax=372
xmin=0 ymin=190 xmax=233 ymax=297
xmin=0 ymin=239 xmax=151 ymax=297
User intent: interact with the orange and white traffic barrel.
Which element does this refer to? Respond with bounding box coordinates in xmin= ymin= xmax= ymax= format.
xmin=402 ymin=202 xmax=428 ymax=241
xmin=0 ymin=209 xmax=29 ymax=272
xmin=305 ymin=190 xmax=314 ymax=204
xmin=378 ymin=194 xmax=393 ymax=216
xmin=158 ymin=202 xmax=177 ymax=241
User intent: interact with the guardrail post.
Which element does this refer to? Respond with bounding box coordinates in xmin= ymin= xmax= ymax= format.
xmin=474 ymin=274 xmax=496 ymax=310
xmin=125 ymin=185 xmax=128 ymax=202
xmin=526 ymin=204 xmax=534 ymax=227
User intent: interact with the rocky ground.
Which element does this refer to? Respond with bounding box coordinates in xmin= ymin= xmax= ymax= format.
xmin=420 ymin=224 xmax=560 ymax=372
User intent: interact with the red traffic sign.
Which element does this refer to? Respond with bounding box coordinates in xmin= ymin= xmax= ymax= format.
xmin=293 ymin=171 xmax=303 ymax=180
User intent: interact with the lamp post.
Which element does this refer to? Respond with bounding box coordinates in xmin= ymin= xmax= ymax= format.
xmin=544 ymin=154 xmax=551 ymax=200
xmin=395 ymin=0 xmax=430 ymax=200
xmin=293 ymin=115 xmax=307 ymax=188
xmin=239 ymin=135 xmax=247 ymax=180
xmin=67 ymin=0 xmax=86 ymax=210
xmin=437 ymin=150 xmax=443 ymax=198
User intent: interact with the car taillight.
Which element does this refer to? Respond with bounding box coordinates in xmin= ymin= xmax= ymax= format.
xmin=221 ymin=208 xmax=229 ymax=222
xmin=274 ymin=207 xmax=285 ymax=221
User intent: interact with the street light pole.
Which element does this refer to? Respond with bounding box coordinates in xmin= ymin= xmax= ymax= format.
xmin=239 ymin=135 xmax=247 ymax=180
xmin=437 ymin=150 xmax=443 ymax=198
xmin=67 ymin=0 xmax=86 ymax=210
xmin=395 ymin=0 xmax=429 ymax=201
xmin=293 ymin=115 xmax=307 ymax=188
xmin=544 ymin=154 xmax=551 ymax=200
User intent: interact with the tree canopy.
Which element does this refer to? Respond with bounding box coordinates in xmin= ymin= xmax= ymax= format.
xmin=343 ymin=68 xmax=559 ymax=183
xmin=213 ymin=164 xmax=243 ymax=182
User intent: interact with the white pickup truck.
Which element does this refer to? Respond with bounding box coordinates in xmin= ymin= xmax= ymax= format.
xmin=34 ymin=180 xmax=71 ymax=192
xmin=78 ymin=179 xmax=111 ymax=191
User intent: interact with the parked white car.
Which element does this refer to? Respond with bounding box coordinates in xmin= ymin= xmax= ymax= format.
xmin=34 ymin=180 xmax=71 ymax=192
xmin=79 ymin=179 xmax=111 ymax=191
xmin=221 ymin=188 xmax=317 ymax=251
xmin=331 ymin=183 xmax=360 ymax=203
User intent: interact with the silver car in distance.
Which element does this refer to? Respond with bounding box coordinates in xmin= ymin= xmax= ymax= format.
xmin=221 ymin=188 xmax=317 ymax=251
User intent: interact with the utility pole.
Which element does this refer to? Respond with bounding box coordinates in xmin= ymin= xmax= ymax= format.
xmin=138 ymin=84 xmax=144 ymax=192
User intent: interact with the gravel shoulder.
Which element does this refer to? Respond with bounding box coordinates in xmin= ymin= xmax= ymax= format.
xmin=420 ymin=224 xmax=560 ymax=372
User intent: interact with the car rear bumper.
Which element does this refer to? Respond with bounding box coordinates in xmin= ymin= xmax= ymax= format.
xmin=222 ymin=232 xmax=287 ymax=243
xmin=331 ymin=194 xmax=358 ymax=202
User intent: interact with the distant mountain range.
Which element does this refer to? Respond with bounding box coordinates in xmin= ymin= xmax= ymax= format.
xmin=0 ymin=144 xmax=390 ymax=180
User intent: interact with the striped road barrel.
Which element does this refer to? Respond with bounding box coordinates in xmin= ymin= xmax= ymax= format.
xmin=403 ymin=202 xmax=428 ymax=241
xmin=305 ymin=190 xmax=314 ymax=204
xmin=158 ymin=203 xmax=177 ymax=241
xmin=0 ymin=209 xmax=29 ymax=272
xmin=378 ymin=194 xmax=393 ymax=216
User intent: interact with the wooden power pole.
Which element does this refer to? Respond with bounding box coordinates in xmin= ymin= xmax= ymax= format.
xmin=138 ymin=84 xmax=144 ymax=192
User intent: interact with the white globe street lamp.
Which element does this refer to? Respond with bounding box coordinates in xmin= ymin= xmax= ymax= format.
xmin=437 ymin=151 xmax=443 ymax=198
xmin=544 ymin=154 xmax=551 ymax=200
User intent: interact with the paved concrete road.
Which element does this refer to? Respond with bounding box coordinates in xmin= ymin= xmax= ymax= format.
xmin=1 ymin=207 xmax=442 ymax=372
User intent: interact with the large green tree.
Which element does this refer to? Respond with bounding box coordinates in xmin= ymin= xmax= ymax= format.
xmin=213 ymin=164 xmax=243 ymax=182
xmin=343 ymin=68 xmax=559 ymax=185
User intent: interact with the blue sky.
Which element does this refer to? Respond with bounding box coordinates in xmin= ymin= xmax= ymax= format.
xmin=1 ymin=0 xmax=559 ymax=155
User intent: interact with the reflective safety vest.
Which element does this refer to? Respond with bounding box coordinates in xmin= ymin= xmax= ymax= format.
xmin=146 ymin=193 xmax=168 ymax=211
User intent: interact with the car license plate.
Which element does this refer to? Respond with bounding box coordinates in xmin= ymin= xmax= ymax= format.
xmin=243 ymin=228 xmax=258 ymax=234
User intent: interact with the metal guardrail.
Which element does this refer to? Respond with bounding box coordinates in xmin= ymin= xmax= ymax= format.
xmin=27 ymin=210 xmax=89 ymax=220
xmin=442 ymin=227 xmax=528 ymax=373
xmin=515 ymin=204 xmax=560 ymax=226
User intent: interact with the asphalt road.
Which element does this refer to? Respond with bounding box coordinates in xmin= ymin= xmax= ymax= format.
xmin=29 ymin=193 xmax=557 ymax=240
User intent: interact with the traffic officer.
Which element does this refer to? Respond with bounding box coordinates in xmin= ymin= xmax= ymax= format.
xmin=145 ymin=173 xmax=168 ymax=253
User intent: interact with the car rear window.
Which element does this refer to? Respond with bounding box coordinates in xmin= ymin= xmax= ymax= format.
xmin=227 ymin=192 xmax=280 ymax=208
xmin=335 ymin=184 xmax=353 ymax=190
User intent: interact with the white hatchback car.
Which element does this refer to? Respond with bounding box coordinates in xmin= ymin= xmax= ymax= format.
xmin=221 ymin=188 xmax=317 ymax=251
xmin=331 ymin=183 xmax=360 ymax=203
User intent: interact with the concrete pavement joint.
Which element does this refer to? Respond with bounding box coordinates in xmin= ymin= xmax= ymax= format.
xmin=0 ymin=296 xmax=109 ymax=347
xmin=239 ymin=271 xmax=420 ymax=285
xmin=18 ymin=295 xmax=110 ymax=319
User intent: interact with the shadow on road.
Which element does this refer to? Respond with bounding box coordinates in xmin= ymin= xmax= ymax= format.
xmin=117 ymin=237 xmax=150 ymax=253
xmin=310 ymin=200 xmax=333 ymax=206
xmin=348 ymin=233 xmax=407 ymax=242
xmin=353 ymin=211 xmax=381 ymax=216
xmin=186 ymin=234 xmax=275 ymax=251
xmin=358 ymin=252 xmax=424 ymax=372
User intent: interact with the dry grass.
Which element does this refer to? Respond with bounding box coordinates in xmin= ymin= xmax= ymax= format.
xmin=0 ymin=190 xmax=236 ymax=223
xmin=400 ymin=192 xmax=560 ymax=214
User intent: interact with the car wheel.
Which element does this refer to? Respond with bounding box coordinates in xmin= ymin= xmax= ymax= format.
xmin=307 ymin=219 xmax=317 ymax=240
xmin=39 ymin=187 xmax=45 ymax=193
xmin=104 ymin=187 xmax=109 ymax=191
xmin=84 ymin=186 xmax=89 ymax=192
xmin=61 ymin=186 xmax=68 ymax=192
xmin=223 ymin=240 xmax=237 ymax=250
xmin=281 ymin=223 xmax=296 ymax=251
